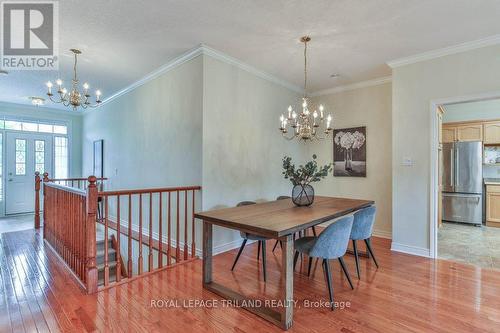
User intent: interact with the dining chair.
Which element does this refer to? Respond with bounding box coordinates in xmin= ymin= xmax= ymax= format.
xmin=293 ymin=215 xmax=354 ymax=310
xmin=231 ymin=201 xmax=269 ymax=281
xmin=350 ymin=205 xmax=379 ymax=279
xmin=272 ymin=195 xmax=317 ymax=252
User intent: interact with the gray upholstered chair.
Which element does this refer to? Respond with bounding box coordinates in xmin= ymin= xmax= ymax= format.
xmin=231 ymin=201 xmax=270 ymax=281
xmin=350 ymin=205 xmax=378 ymax=279
xmin=293 ymin=215 xmax=354 ymax=310
xmin=272 ymin=195 xmax=317 ymax=252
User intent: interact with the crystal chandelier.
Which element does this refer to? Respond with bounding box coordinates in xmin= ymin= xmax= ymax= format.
xmin=45 ymin=49 xmax=102 ymax=110
xmin=279 ymin=36 xmax=332 ymax=141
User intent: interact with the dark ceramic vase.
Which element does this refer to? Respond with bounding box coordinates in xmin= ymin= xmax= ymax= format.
xmin=292 ymin=184 xmax=314 ymax=206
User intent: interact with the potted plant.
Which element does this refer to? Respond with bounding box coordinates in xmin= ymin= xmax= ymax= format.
xmin=282 ymin=154 xmax=332 ymax=206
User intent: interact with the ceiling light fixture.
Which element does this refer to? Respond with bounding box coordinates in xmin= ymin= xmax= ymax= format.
xmin=29 ymin=96 xmax=45 ymax=106
xmin=330 ymin=73 xmax=340 ymax=78
xmin=279 ymin=36 xmax=332 ymax=141
xmin=45 ymin=49 xmax=102 ymax=111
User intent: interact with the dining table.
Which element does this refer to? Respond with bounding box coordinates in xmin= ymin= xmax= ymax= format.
xmin=194 ymin=196 xmax=374 ymax=330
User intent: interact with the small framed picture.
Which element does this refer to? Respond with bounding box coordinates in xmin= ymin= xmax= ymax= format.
xmin=333 ymin=126 xmax=366 ymax=177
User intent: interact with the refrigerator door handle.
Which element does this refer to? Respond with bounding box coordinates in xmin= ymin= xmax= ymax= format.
xmin=449 ymin=147 xmax=454 ymax=189
xmin=455 ymin=146 xmax=459 ymax=187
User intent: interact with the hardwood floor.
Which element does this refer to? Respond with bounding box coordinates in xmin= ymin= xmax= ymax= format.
xmin=1 ymin=229 xmax=500 ymax=332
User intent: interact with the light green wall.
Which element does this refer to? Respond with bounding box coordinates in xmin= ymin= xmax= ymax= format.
xmin=311 ymin=83 xmax=392 ymax=238
xmin=0 ymin=102 xmax=83 ymax=177
xmin=392 ymin=44 xmax=500 ymax=253
xmin=443 ymin=98 xmax=500 ymax=122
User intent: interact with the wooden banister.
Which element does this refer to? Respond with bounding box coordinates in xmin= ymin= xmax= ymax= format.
xmin=40 ymin=172 xmax=201 ymax=292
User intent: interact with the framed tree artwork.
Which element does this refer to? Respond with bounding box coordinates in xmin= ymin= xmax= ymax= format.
xmin=333 ymin=126 xmax=366 ymax=177
xmin=93 ymin=140 xmax=104 ymax=178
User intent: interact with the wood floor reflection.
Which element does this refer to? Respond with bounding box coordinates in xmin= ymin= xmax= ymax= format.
xmin=1 ymin=229 xmax=500 ymax=332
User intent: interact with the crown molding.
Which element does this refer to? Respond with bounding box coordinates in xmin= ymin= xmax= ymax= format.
xmin=85 ymin=44 xmax=303 ymax=113
xmin=387 ymin=34 xmax=500 ymax=68
xmin=0 ymin=101 xmax=82 ymax=117
xmin=98 ymin=45 xmax=205 ymax=107
xmin=310 ymin=76 xmax=392 ymax=97
xmin=200 ymin=44 xmax=304 ymax=94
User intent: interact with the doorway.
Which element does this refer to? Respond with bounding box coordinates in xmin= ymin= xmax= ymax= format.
xmin=432 ymin=95 xmax=500 ymax=270
xmin=5 ymin=132 xmax=53 ymax=214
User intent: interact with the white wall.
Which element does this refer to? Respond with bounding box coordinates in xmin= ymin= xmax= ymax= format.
xmin=0 ymin=102 xmax=83 ymax=178
xmin=392 ymin=44 xmax=500 ymax=255
xmin=311 ymin=83 xmax=392 ymax=238
xmin=202 ymin=55 xmax=305 ymax=249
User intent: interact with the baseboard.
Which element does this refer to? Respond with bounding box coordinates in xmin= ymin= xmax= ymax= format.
xmin=391 ymin=242 xmax=430 ymax=258
xmin=373 ymin=229 xmax=392 ymax=239
xmin=212 ymin=238 xmax=256 ymax=256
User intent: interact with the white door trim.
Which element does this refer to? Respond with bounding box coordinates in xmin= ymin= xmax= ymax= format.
xmin=429 ymin=90 xmax=500 ymax=259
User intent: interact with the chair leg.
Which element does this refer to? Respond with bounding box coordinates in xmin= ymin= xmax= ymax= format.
xmin=322 ymin=259 xmax=334 ymax=311
xmin=307 ymin=256 xmax=313 ymax=277
xmin=262 ymin=240 xmax=267 ymax=282
xmin=293 ymin=251 xmax=299 ymax=270
xmin=280 ymin=241 xmax=283 ymax=249
xmin=352 ymin=240 xmax=361 ymax=279
xmin=364 ymin=238 xmax=379 ymax=268
xmin=257 ymin=240 xmax=261 ymax=261
xmin=338 ymin=257 xmax=354 ymax=290
xmin=231 ymin=239 xmax=247 ymax=271
xmin=312 ymin=226 xmax=317 ymax=237
xmin=272 ymin=240 xmax=279 ymax=252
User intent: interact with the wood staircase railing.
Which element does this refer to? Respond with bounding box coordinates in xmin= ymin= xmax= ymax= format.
xmin=35 ymin=172 xmax=201 ymax=293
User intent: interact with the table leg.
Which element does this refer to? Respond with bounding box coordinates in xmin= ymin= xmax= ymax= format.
xmin=202 ymin=222 xmax=212 ymax=285
xmin=281 ymin=234 xmax=294 ymax=330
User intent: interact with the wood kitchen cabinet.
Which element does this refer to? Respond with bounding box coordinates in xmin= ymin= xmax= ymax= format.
xmin=442 ymin=125 xmax=456 ymax=143
xmin=486 ymin=184 xmax=500 ymax=228
xmin=456 ymin=124 xmax=483 ymax=141
xmin=484 ymin=121 xmax=500 ymax=144
xmin=442 ymin=122 xmax=483 ymax=142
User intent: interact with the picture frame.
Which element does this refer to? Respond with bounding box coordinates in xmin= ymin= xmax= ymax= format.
xmin=333 ymin=126 xmax=366 ymax=177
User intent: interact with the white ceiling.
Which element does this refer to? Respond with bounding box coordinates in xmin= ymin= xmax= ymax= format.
xmin=2 ymin=0 xmax=500 ymax=110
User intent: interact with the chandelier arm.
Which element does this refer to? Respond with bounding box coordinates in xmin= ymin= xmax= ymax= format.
xmin=282 ymin=132 xmax=298 ymax=141
xmin=48 ymin=95 xmax=63 ymax=104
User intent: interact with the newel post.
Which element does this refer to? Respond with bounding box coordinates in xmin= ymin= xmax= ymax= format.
xmin=42 ymin=172 xmax=49 ymax=238
xmin=85 ymin=176 xmax=98 ymax=294
xmin=34 ymin=172 xmax=41 ymax=229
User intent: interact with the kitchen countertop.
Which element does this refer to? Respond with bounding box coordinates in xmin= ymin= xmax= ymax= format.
xmin=484 ymin=178 xmax=500 ymax=185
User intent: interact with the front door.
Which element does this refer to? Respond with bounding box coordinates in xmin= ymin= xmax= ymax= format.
xmin=5 ymin=132 xmax=53 ymax=214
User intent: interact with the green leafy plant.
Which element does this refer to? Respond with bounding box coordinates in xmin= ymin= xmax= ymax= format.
xmin=282 ymin=154 xmax=332 ymax=186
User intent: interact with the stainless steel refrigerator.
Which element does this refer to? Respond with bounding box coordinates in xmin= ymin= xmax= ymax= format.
xmin=442 ymin=141 xmax=483 ymax=225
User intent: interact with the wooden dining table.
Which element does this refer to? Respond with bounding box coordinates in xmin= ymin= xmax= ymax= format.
xmin=194 ymin=196 xmax=374 ymax=330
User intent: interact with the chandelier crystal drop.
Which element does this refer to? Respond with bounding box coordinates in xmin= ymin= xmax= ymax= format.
xmin=279 ymin=36 xmax=332 ymax=141
xmin=45 ymin=49 xmax=102 ymax=111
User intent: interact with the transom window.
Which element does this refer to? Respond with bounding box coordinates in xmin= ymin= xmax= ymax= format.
xmin=15 ymin=139 xmax=26 ymax=175
xmin=0 ymin=118 xmax=67 ymax=134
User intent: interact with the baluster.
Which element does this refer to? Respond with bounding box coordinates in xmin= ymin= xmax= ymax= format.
xmin=104 ymin=196 xmax=109 ymax=286
xmin=191 ymin=190 xmax=196 ymax=258
xmin=148 ymin=193 xmax=153 ymax=272
xmin=128 ymin=194 xmax=132 ymax=277
xmin=138 ymin=194 xmax=143 ymax=275
xmin=184 ymin=190 xmax=188 ymax=260
xmin=176 ymin=191 xmax=180 ymax=261
xmin=116 ymin=195 xmax=121 ymax=282
xmin=167 ymin=192 xmax=171 ymax=266
xmin=158 ymin=192 xmax=163 ymax=268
